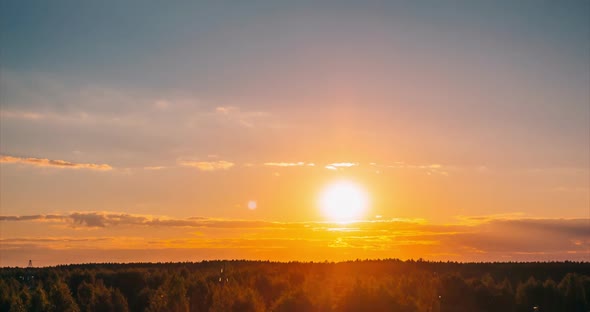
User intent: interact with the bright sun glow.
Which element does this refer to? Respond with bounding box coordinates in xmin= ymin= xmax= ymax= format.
xmin=319 ymin=180 xmax=369 ymax=221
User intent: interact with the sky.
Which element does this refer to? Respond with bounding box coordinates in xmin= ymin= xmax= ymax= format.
xmin=0 ymin=0 xmax=589 ymax=266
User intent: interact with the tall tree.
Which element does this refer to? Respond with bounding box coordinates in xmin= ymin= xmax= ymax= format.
xmin=48 ymin=279 xmax=80 ymax=312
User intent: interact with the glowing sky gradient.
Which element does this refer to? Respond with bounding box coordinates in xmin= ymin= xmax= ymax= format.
xmin=1 ymin=1 xmax=589 ymax=266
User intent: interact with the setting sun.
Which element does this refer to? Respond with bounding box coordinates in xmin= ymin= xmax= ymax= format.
xmin=319 ymin=180 xmax=370 ymax=221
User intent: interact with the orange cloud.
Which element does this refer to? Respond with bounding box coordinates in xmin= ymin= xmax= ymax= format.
xmin=0 ymin=155 xmax=112 ymax=170
xmin=179 ymin=160 xmax=234 ymax=171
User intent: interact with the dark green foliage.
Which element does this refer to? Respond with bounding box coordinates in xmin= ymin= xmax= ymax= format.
xmin=559 ymin=273 xmax=587 ymax=312
xmin=48 ymin=279 xmax=80 ymax=312
xmin=111 ymin=288 xmax=130 ymax=312
xmin=30 ymin=283 xmax=50 ymax=312
xmin=146 ymin=274 xmax=189 ymax=312
xmin=76 ymin=280 xmax=94 ymax=311
xmin=0 ymin=260 xmax=588 ymax=312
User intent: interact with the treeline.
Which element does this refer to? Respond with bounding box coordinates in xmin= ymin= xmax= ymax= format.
xmin=1 ymin=259 xmax=589 ymax=312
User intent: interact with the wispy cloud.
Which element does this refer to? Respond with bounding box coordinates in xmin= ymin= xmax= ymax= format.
xmin=258 ymin=161 xmax=449 ymax=174
xmin=178 ymin=160 xmax=234 ymax=171
xmin=0 ymin=212 xmax=289 ymax=229
xmin=325 ymin=162 xmax=359 ymax=170
xmin=264 ymin=162 xmax=308 ymax=167
xmin=0 ymin=155 xmax=112 ymax=171
xmin=0 ymin=215 xmax=67 ymax=222
xmin=328 ymin=162 xmax=359 ymax=168
xmin=0 ymin=111 xmax=46 ymax=120
xmin=143 ymin=166 xmax=166 ymax=170
xmin=153 ymin=99 xmax=170 ymax=110
xmin=69 ymin=212 xmax=148 ymax=227
xmin=0 ymin=108 xmax=147 ymax=127
xmin=370 ymin=162 xmax=450 ymax=175
xmin=215 ymin=106 xmax=271 ymax=128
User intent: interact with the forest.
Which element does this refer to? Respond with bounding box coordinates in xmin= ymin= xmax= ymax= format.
xmin=1 ymin=259 xmax=589 ymax=312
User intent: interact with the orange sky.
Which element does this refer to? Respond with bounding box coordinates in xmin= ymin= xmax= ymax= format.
xmin=1 ymin=1 xmax=589 ymax=266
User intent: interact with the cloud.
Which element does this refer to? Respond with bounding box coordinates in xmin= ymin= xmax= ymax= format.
xmin=0 ymin=215 xmax=42 ymax=221
xmin=369 ymin=162 xmax=451 ymax=175
xmin=324 ymin=162 xmax=359 ymax=170
xmin=178 ymin=160 xmax=235 ymax=171
xmin=0 ymin=111 xmax=46 ymax=120
xmin=328 ymin=162 xmax=359 ymax=168
xmin=69 ymin=212 xmax=148 ymax=227
xmin=454 ymin=213 xmax=527 ymax=225
xmin=214 ymin=106 xmax=271 ymax=128
xmin=153 ymin=99 xmax=170 ymax=110
xmin=70 ymin=212 xmax=109 ymax=227
xmin=1 ymin=237 xmax=109 ymax=243
xmin=0 ymin=72 xmax=288 ymax=169
xmin=320 ymin=162 xmax=447 ymax=174
xmin=143 ymin=166 xmax=166 ymax=170
xmin=0 ymin=107 xmax=147 ymax=128
xmin=0 ymin=212 xmax=290 ymax=229
xmin=488 ymin=218 xmax=590 ymax=237
xmin=215 ymin=106 xmax=234 ymax=115
xmin=263 ymin=161 xmax=359 ymax=170
xmin=0 ymin=155 xmax=112 ymax=171
xmin=264 ymin=162 xmax=307 ymax=167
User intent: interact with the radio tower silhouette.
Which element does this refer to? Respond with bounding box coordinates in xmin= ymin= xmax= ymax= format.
xmin=25 ymin=260 xmax=35 ymax=287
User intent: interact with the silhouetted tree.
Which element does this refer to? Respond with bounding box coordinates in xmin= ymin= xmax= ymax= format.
xmin=0 ymin=281 xmax=9 ymax=311
xmin=439 ymin=274 xmax=476 ymax=312
xmin=559 ymin=273 xmax=587 ymax=312
xmin=111 ymin=288 xmax=129 ymax=312
xmin=76 ymin=281 xmax=94 ymax=311
xmin=230 ymin=288 xmax=265 ymax=312
xmin=30 ymin=283 xmax=50 ymax=312
xmin=188 ymin=279 xmax=211 ymax=312
xmin=48 ymin=279 xmax=80 ymax=312
xmin=272 ymin=290 xmax=314 ymax=312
